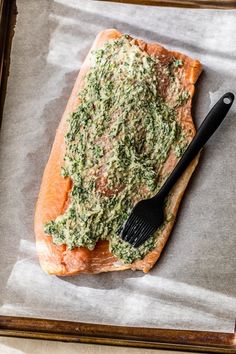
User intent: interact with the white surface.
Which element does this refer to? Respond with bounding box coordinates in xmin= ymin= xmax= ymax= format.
xmin=0 ymin=0 xmax=236 ymax=332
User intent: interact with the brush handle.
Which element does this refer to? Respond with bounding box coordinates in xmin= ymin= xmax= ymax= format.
xmin=155 ymin=92 xmax=234 ymax=201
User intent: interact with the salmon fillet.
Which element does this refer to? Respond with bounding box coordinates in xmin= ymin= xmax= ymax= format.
xmin=34 ymin=29 xmax=202 ymax=275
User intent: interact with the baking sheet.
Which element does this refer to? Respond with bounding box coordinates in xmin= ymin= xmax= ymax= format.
xmin=0 ymin=0 xmax=236 ymax=333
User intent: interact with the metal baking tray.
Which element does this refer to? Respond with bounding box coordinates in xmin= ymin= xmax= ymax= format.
xmin=0 ymin=0 xmax=235 ymax=352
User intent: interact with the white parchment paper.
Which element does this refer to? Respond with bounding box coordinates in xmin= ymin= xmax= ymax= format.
xmin=0 ymin=0 xmax=236 ymax=332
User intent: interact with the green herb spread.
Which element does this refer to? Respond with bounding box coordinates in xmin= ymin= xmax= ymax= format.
xmin=44 ymin=35 xmax=189 ymax=264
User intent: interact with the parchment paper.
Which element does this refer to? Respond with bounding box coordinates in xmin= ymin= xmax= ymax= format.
xmin=0 ymin=0 xmax=236 ymax=333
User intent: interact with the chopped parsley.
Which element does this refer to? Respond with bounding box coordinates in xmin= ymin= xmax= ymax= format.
xmin=176 ymin=91 xmax=190 ymax=106
xmin=173 ymin=59 xmax=183 ymax=68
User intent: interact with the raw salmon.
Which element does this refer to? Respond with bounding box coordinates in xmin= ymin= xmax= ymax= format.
xmin=34 ymin=29 xmax=202 ymax=275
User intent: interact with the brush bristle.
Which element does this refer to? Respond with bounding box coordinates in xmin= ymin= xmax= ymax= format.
xmin=119 ymin=212 xmax=156 ymax=248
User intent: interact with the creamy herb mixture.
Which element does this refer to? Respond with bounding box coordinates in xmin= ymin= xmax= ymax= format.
xmin=44 ymin=35 xmax=189 ymax=264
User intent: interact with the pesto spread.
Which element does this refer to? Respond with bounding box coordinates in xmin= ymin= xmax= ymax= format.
xmin=44 ymin=35 xmax=189 ymax=264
